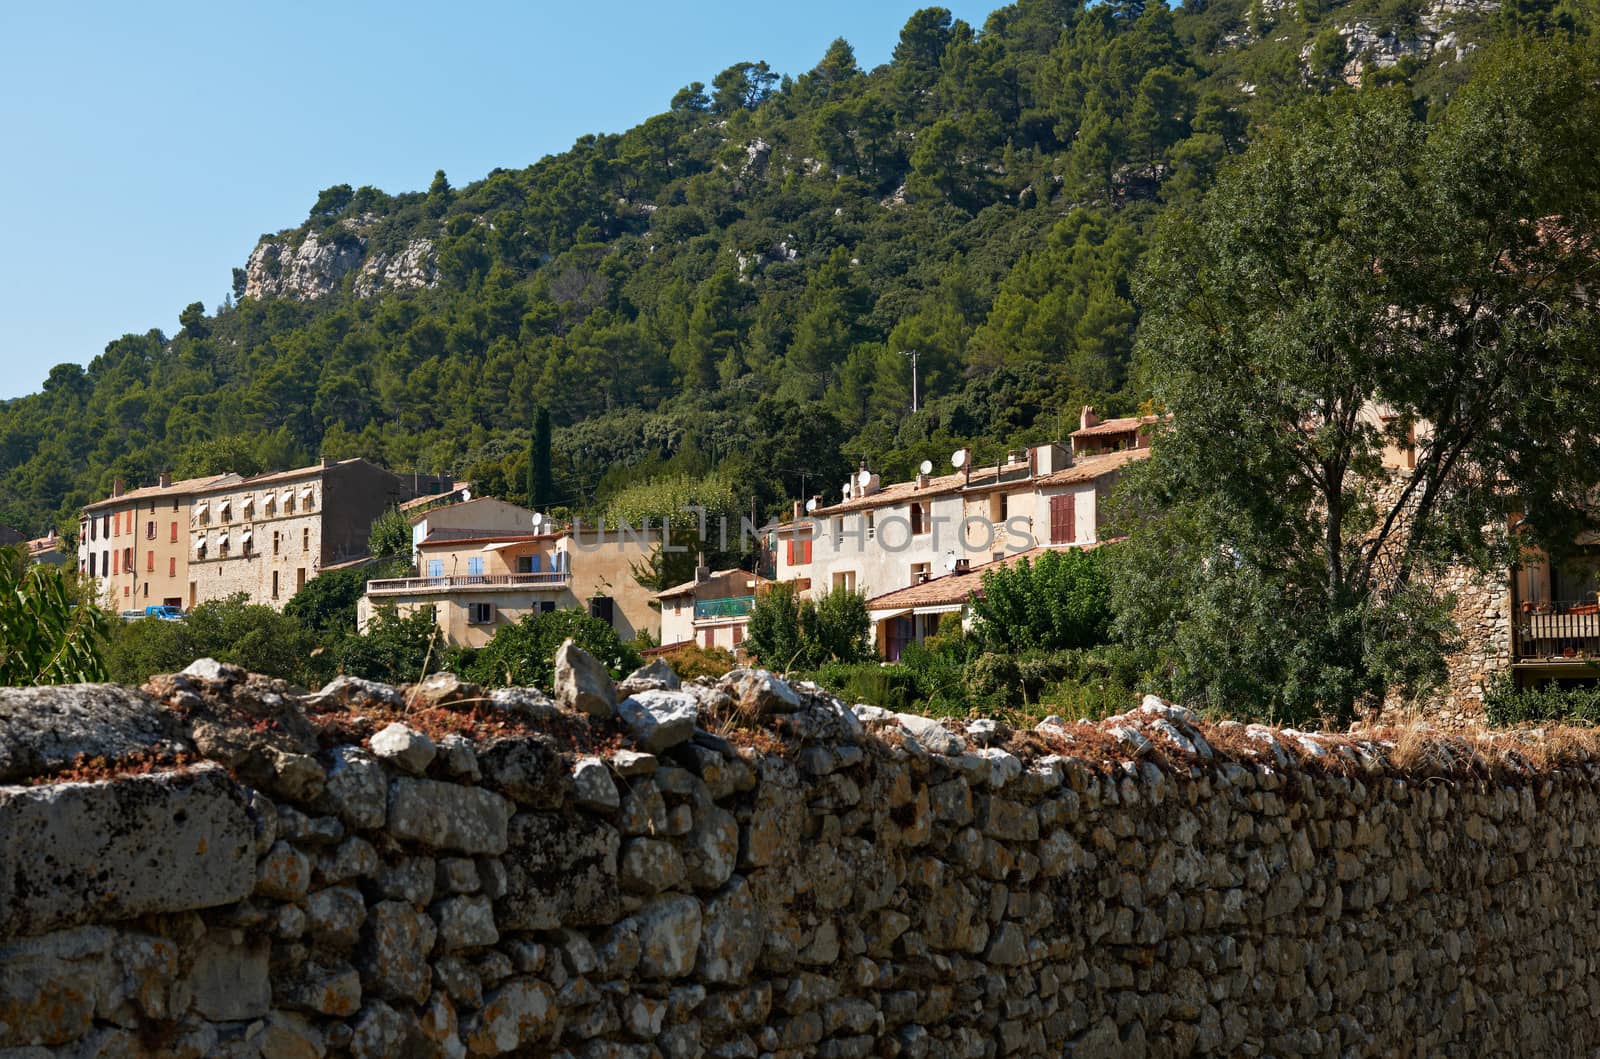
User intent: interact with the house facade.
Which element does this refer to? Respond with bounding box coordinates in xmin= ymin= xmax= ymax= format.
xmin=776 ymin=437 xmax=1145 ymax=612
xmin=79 ymin=472 xmax=242 ymax=611
xmin=656 ymin=565 xmax=772 ymax=653
xmin=358 ymin=513 xmax=662 ymax=648
xmin=186 ymin=459 xmax=447 ymax=609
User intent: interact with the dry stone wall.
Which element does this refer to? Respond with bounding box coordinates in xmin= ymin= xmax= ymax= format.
xmin=2 ymin=655 xmax=1599 ymax=1058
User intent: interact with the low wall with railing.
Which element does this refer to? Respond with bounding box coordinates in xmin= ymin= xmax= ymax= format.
xmin=3 ymin=660 xmax=1598 ymax=1056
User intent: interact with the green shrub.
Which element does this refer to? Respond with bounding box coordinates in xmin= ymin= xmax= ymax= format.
xmin=333 ymin=607 xmax=443 ymax=685
xmin=656 ymin=643 xmax=737 ymax=681
xmin=1484 ymin=676 xmax=1600 ymax=727
xmin=0 ymin=546 xmax=110 ymax=685
xmin=465 ymin=609 xmax=641 ymax=688
xmin=109 ymin=593 xmax=316 ymax=685
xmin=971 ymin=547 xmax=1112 ymax=653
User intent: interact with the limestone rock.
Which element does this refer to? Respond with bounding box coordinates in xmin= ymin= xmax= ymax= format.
xmin=477 ymin=736 xmax=566 ymax=808
xmin=619 ymin=657 xmax=682 ymax=695
xmin=188 ymin=929 xmax=271 ymax=1020
xmin=620 ymin=838 xmax=686 ymax=895
xmin=498 ymin=812 xmax=621 ymax=930
xmin=697 ymin=876 xmax=762 ymax=983
xmin=0 ymin=683 xmax=188 ymax=783
xmin=434 ymin=894 xmax=499 ymax=950
xmin=409 ymin=671 xmax=481 ymax=708
xmin=895 ymin=713 xmax=966 ymax=756
xmin=637 ymin=894 xmax=704 ymax=978
xmin=387 ymin=778 xmax=510 ymax=854
xmin=0 ymin=764 xmax=255 ymax=936
xmin=370 ymin=723 xmax=437 ymax=775
xmin=306 ymin=674 xmax=404 ymax=709
xmin=618 ymin=690 xmax=699 ymax=752
xmin=359 ymin=901 xmax=438 ymax=1004
xmin=728 ymin=669 xmax=802 ymax=716
xmin=554 ymin=639 xmax=618 ymax=718
xmin=572 ymin=756 xmax=620 ymax=811
xmin=463 ymin=978 xmax=556 ymax=1055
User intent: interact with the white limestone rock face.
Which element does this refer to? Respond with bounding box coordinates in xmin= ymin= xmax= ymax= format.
xmin=0 ymin=683 xmax=190 ymax=783
xmin=386 ymin=778 xmax=510 ymax=855
xmin=354 ymin=238 xmax=439 ymax=297
xmin=244 ymin=229 xmax=366 ymax=301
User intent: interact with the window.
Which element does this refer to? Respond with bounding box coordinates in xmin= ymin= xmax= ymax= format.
xmin=703 ymin=628 xmax=715 ymax=649
xmin=170 ymin=521 xmax=178 ymax=542
xmin=123 ymin=547 xmax=132 ymax=571
xmin=146 ymin=551 xmax=154 ymax=572
xmin=467 ymin=557 xmax=485 ymax=577
xmin=428 ymin=559 xmax=444 ymax=578
xmin=833 ymin=517 xmax=844 ymax=545
xmin=468 ymin=602 xmax=494 ymax=625
xmin=733 ymin=625 xmax=744 ymax=646
xmin=172 ymin=497 xmax=179 ymax=512
xmin=785 ymin=539 xmax=813 ymax=566
xmin=589 ymin=596 xmax=615 ymax=626
xmin=1049 ymin=493 xmax=1077 ymax=545
xmin=539 ymin=600 xmax=556 ymax=613
xmin=146 ymin=521 xmax=155 ymax=540
xmin=271 ymin=571 xmax=279 ymax=599
xmin=865 ymin=511 xmax=876 ymax=540
xmin=273 ymin=531 xmax=280 ymax=556
xmin=832 ymin=570 xmax=856 ymax=593
xmin=910 ymin=502 xmax=929 ymax=535
xmin=516 ymin=555 xmax=534 ymax=574
xmin=89 ymin=554 xmax=96 ymax=577
xmin=911 ymin=562 xmax=931 ymax=585
xmin=296 ymin=568 xmax=306 ymax=591
xmin=168 ymin=557 xmax=176 ymax=577
xmin=990 ymin=492 xmax=1008 ymax=522
xmin=143 ymin=583 xmax=148 ymax=599
xmin=302 ymin=528 xmax=310 ymax=551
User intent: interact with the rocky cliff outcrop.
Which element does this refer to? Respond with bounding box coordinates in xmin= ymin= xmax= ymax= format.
xmin=244 ymin=223 xmax=437 ymax=302
xmin=3 ymin=652 xmax=1599 ymax=1056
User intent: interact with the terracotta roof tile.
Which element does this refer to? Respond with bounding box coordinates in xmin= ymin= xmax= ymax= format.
xmin=1033 ymin=447 xmax=1150 ymax=487
xmin=864 ymin=542 xmax=1110 ymax=611
xmin=84 ymin=472 xmax=244 ymax=511
xmin=1071 ymin=414 xmax=1165 ymax=438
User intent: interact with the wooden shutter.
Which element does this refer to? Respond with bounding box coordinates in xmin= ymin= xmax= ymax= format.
xmin=1050 ymin=494 xmax=1076 ymax=544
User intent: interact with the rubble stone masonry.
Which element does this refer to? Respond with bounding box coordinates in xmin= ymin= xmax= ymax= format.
xmin=0 ymin=662 xmax=1596 ymax=1057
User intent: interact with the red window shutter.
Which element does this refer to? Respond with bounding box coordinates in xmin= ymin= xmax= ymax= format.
xmin=786 ymin=540 xmax=795 ymax=566
xmin=169 ymin=557 xmax=176 ymax=577
xmin=1050 ymin=494 xmax=1077 ymax=544
xmin=703 ymin=629 xmax=714 ymax=649
xmin=801 ymin=540 xmax=812 ymax=563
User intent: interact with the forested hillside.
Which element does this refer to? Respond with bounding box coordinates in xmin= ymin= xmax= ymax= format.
xmin=0 ymin=0 xmax=1585 ymax=540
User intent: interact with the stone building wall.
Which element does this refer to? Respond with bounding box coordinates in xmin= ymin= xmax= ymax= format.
xmin=3 ymin=664 xmax=1599 ymax=1057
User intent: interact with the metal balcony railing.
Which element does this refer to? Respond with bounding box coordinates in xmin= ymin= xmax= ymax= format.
xmin=1516 ymin=599 xmax=1600 ymax=661
xmin=694 ymin=595 xmax=755 ymax=621
xmin=367 ymin=571 xmax=570 ymax=595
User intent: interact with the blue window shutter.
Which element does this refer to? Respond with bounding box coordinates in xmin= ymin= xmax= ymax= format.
xmin=428 ymin=559 xmax=443 ymax=578
xmin=467 ymin=557 xmax=484 ymax=576
xmin=530 ymin=554 xmax=542 ymax=572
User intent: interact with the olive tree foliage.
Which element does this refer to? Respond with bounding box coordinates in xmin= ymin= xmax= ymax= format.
xmin=0 ymin=546 xmax=110 ymax=685
xmin=744 ymin=583 xmax=871 ymax=670
xmin=1111 ymin=44 xmax=1600 ymax=724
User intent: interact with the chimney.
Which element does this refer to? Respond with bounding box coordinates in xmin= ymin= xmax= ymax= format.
xmin=694 ymin=552 xmax=710 ymax=584
xmin=792 ymin=500 xmax=803 ymax=521
xmin=321 ymin=456 xmax=337 ymax=469
xmin=915 ymin=470 xmax=929 ymax=489
xmin=1080 ymin=405 xmax=1099 ymax=432
xmin=1029 ymin=443 xmax=1069 ymax=475
xmin=158 ymin=471 xmax=171 ymax=489
xmin=112 ymin=478 xmax=125 ymax=498
xmin=953 ymin=558 xmax=971 ymax=574
xmin=916 ymin=568 xmax=930 ymax=584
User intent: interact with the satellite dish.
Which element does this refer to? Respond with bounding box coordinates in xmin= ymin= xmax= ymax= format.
xmin=943 ymin=553 xmax=959 ymax=573
xmin=951 ymin=449 xmax=968 ymax=469
xmin=857 ymin=468 xmax=873 ymax=487
xmin=919 ymin=459 xmax=933 ymax=475
xmin=804 ymin=498 xmax=818 ymax=513
xmin=460 ymin=488 xmax=472 ymax=502
xmin=531 ymin=512 xmax=544 ymax=530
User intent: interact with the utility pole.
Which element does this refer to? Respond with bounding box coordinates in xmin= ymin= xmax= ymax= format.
xmin=902 ymin=350 xmax=920 ymax=413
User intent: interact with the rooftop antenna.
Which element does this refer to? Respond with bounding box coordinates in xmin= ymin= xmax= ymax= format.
xmin=901 ymin=350 xmax=920 ymax=413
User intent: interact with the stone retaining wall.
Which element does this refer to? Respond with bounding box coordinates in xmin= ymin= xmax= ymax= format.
xmin=2 ymin=657 xmax=1598 ymax=1057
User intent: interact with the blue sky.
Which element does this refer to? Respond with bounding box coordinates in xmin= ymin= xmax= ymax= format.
xmin=0 ymin=0 xmax=1000 ymax=400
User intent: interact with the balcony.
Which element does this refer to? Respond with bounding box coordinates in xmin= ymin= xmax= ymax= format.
xmin=694 ymin=595 xmax=755 ymax=621
xmin=1515 ymin=599 xmax=1600 ymax=664
xmin=367 ymin=571 xmax=570 ymax=596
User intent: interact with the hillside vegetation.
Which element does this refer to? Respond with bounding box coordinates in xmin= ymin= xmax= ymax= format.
xmin=1 ymin=0 xmax=1590 ymax=540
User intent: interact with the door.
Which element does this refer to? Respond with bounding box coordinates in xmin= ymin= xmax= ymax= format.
xmin=1049 ymin=493 xmax=1076 ymax=544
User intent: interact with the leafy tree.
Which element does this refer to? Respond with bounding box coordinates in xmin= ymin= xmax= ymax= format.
xmin=0 ymin=545 xmax=110 ymax=685
xmin=1115 ymin=43 xmax=1600 ymax=723
xmin=465 ymin=609 xmax=640 ymax=687
xmin=744 ymin=583 xmax=870 ymax=669
xmin=109 ymin=594 xmax=315 ymax=684
xmin=368 ymin=506 xmax=412 ymax=560
xmin=285 ymin=560 xmax=406 ymax=636
xmin=971 ymin=547 xmax=1113 ymax=652
xmin=334 ymin=606 xmax=441 ymax=684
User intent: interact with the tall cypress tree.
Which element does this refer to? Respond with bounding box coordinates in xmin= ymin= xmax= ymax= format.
xmin=529 ymin=406 xmax=553 ymax=508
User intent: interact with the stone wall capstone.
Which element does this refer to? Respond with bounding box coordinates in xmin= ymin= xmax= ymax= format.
xmin=0 ymin=653 xmax=1596 ymax=1057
